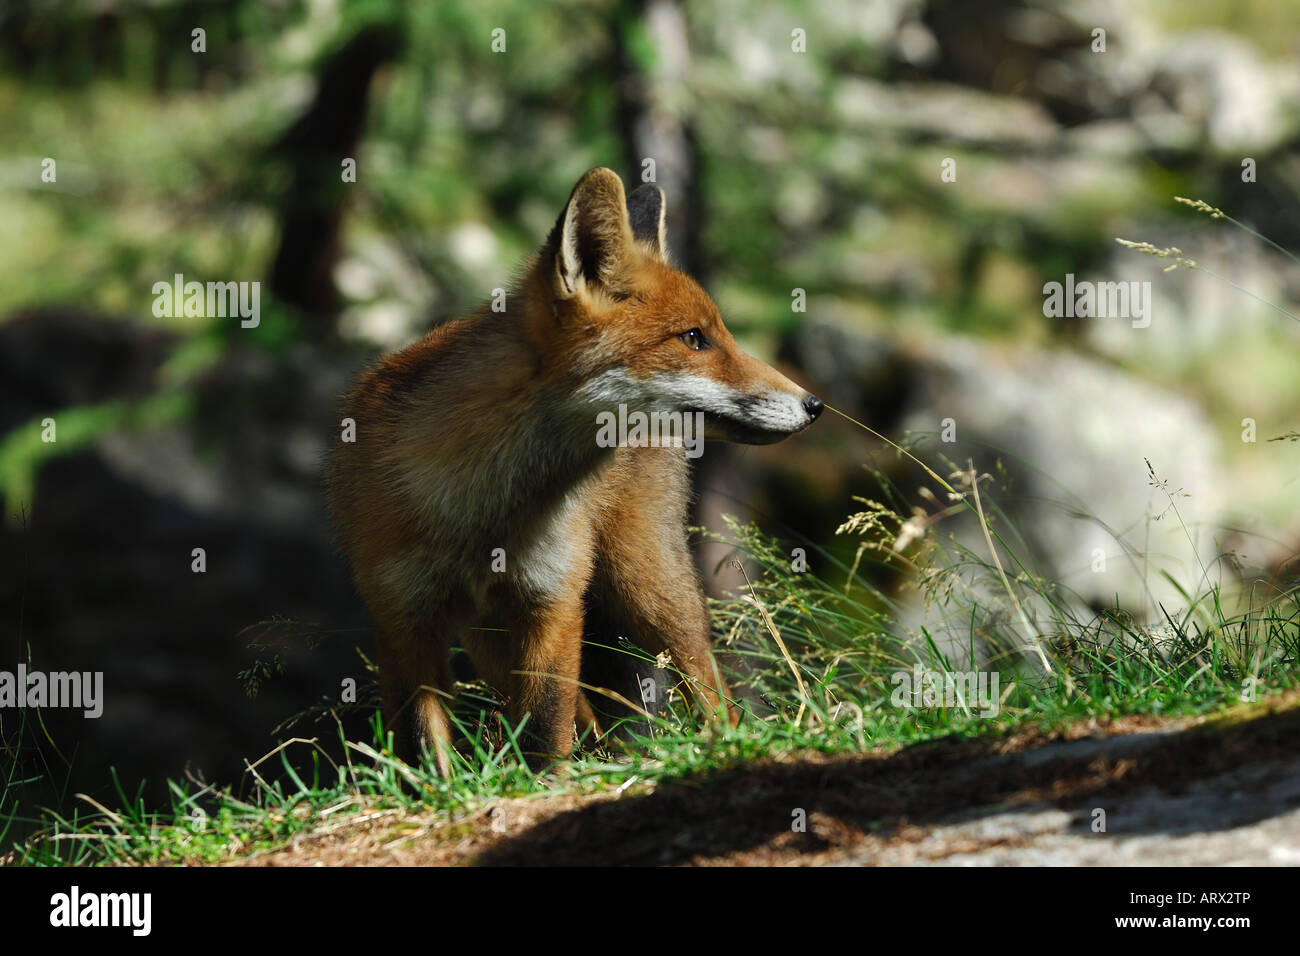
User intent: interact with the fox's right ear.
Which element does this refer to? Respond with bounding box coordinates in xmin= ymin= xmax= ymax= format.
xmin=550 ymin=167 xmax=635 ymax=299
xmin=626 ymin=183 xmax=667 ymax=263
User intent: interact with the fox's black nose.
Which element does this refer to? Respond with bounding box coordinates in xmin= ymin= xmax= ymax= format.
xmin=803 ymin=394 xmax=823 ymax=420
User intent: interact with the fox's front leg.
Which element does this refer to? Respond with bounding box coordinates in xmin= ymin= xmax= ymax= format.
xmin=643 ymin=581 xmax=734 ymax=724
xmin=596 ymin=537 xmax=734 ymax=724
xmin=507 ymin=595 xmax=585 ymax=763
xmin=593 ymin=453 xmax=735 ymax=725
xmin=463 ymin=613 xmax=602 ymax=746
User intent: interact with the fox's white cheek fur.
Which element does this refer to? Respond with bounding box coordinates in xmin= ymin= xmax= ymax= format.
xmin=574 ymin=368 xmax=809 ymax=433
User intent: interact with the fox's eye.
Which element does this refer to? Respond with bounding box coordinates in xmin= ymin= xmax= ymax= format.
xmin=677 ymin=328 xmax=708 ymax=351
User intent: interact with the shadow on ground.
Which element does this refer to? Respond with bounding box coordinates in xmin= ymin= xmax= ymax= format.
xmin=470 ymin=694 xmax=1300 ymax=865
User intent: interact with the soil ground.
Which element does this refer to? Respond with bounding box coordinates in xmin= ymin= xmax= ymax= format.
xmin=230 ymin=690 xmax=1300 ymax=866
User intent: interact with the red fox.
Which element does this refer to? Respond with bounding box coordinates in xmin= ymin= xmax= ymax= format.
xmin=327 ymin=167 xmax=821 ymax=773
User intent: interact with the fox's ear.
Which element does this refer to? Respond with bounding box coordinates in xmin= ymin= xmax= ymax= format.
xmin=626 ymin=183 xmax=667 ymax=262
xmin=551 ymin=167 xmax=635 ymax=299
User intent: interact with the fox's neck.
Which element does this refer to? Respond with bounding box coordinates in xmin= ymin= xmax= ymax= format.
xmin=427 ymin=308 xmax=613 ymax=537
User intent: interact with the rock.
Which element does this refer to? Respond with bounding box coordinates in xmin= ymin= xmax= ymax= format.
xmin=833 ymin=78 xmax=1060 ymax=148
xmin=1148 ymin=32 xmax=1300 ymax=156
xmin=789 ymin=315 xmax=1229 ymax=665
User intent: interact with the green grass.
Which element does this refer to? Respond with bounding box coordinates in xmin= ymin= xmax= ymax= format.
xmin=5 ymin=443 xmax=1296 ymax=865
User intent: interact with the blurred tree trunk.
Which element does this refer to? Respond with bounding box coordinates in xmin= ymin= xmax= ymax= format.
xmin=268 ymin=25 xmax=399 ymax=339
xmin=614 ymin=3 xmax=753 ymax=597
xmin=613 ymin=0 xmax=706 ymax=282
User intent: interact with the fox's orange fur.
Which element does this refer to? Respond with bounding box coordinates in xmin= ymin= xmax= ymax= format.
xmin=327 ymin=168 xmax=820 ymax=773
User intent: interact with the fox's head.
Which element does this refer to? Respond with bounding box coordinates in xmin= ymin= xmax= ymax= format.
xmin=530 ymin=167 xmax=822 ymax=446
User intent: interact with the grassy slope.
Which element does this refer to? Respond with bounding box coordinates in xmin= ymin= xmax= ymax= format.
xmin=5 ymin=474 xmax=1296 ymax=865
